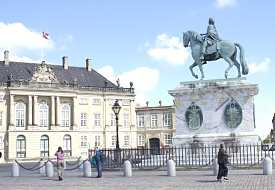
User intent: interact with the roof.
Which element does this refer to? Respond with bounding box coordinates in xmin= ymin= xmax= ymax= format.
xmin=136 ymin=105 xmax=175 ymax=112
xmin=0 ymin=61 xmax=117 ymax=88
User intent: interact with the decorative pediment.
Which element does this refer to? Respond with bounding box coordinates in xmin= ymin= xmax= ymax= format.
xmin=31 ymin=61 xmax=58 ymax=83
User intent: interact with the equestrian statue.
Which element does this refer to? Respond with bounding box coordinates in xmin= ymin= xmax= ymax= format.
xmin=183 ymin=17 xmax=248 ymax=80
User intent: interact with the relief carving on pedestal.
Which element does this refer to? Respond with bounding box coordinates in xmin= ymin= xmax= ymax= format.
xmin=185 ymin=102 xmax=203 ymax=130
xmin=224 ymin=100 xmax=242 ymax=128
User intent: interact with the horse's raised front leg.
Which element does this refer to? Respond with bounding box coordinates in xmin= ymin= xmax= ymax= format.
xmin=189 ymin=62 xmax=198 ymax=79
xmin=223 ymin=57 xmax=234 ymax=79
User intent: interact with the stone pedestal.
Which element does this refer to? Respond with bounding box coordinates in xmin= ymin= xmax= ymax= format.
xmin=169 ymin=78 xmax=260 ymax=146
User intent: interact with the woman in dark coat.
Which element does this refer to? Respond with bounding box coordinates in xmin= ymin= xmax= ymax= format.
xmin=217 ymin=144 xmax=229 ymax=182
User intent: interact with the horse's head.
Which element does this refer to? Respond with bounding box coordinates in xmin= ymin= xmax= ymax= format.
xmin=182 ymin=31 xmax=190 ymax=48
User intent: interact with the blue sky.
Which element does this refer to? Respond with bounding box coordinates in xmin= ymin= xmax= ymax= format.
xmin=0 ymin=0 xmax=274 ymax=138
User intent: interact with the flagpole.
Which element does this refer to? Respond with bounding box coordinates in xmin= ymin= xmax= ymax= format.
xmin=41 ymin=32 xmax=49 ymax=62
xmin=41 ymin=48 xmax=44 ymax=62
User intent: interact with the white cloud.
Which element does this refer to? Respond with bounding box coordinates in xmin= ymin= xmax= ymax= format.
xmin=0 ymin=22 xmax=54 ymax=51
xmin=248 ymin=57 xmax=271 ymax=75
xmin=98 ymin=66 xmax=159 ymax=104
xmin=215 ymin=0 xmax=237 ymax=8
xmin=147 ymin=34 xmax=189 ymax=65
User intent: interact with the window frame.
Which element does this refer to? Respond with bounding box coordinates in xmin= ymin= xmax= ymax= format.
xmin=94 ymin=113 xmax=101 ymax=127
xmin=39 ymin=101 xmax=49 ymax=127
xmin=163 ymin=112 xmax=172 ymax=127
xmin=61 ymin=104 xmax=71 ymax=127
xmin=15 ymin=102 xmax=26 ymax=128
xmin=63 ymin=135 xmax=72 ymax=156
xmin=80 ymin=113 xmax=87 ymax=127
xmin=137 ymin=114 xmax=145 ymax=128
xmin=40 ymin=135 xmax=49 ymax=157
xmin=16 ymin=135 xmax=26 ymax=158
xmin=151 ymin=114 xmax=158 ymax=128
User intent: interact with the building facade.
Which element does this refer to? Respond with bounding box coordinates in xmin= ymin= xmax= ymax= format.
xmin=135 ymin=102 xmax=176 ymax=153
xmin=270 ymin=113 xmax=275 ymax=143
xmin=0 ymin=51 xmax=136 ymax=163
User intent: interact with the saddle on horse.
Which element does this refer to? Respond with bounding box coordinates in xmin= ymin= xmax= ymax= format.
xmin=201 ymin=35 xmax=220 ymax=61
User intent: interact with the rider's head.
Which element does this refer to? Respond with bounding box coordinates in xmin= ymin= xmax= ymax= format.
xmin=209 ymin=17 xmax=215 ymax=25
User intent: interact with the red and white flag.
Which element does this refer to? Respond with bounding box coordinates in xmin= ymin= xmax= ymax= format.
xmin=42 ymin=32 xmax=49 ymax=40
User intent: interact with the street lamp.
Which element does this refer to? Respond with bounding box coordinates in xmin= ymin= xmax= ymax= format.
xmin=112 ymin=99 xmax=121 ymax=150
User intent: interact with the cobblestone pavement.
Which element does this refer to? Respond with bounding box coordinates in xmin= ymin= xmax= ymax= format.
xmin=0 ymin=166 xmax=273 ymax=190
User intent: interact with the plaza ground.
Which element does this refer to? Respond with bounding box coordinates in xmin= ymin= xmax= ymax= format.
xmin=0 ymin=164 xmax=273 ymax=190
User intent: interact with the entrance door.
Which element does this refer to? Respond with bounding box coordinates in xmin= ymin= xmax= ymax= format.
xmin=149 ymin=138 xmax=160 ymax=155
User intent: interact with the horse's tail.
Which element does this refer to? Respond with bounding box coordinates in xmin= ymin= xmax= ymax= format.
xmin=235 ymin=43 xmax=249 ymax=75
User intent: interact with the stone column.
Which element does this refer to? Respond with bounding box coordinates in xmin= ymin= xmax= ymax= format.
xmin=28 ymin=96 xmax=32 ymax=127
xmin=72 ymin=97 xmax=78 ymax=129
xmin=56 ymin=96 xmax=60 ymax=126
xmin=33 ymin=96 xmax=38 ymax=126
xmin=9 ymin=94 xmax=14 ymax=127
xmin=51 ymin=96 xmax=55 ymax=128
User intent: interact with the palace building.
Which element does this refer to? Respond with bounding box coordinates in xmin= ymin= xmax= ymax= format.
xmin=0 ymin=50 xmax=136 ymax=163
xmin=136 ymin=101 xmax=176 ymax=153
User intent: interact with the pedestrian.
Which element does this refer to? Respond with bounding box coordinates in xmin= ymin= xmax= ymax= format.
xmin=94 ymin=147 xmax=103 ymax=178
xmin=55 ymin=146 xmax=65 ymax=181
xmin=217 ymin=144 xmax=229 ymax=182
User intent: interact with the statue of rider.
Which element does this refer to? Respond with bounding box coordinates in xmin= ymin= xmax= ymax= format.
xmin=200 ymin=17 xmax=220 ymax=61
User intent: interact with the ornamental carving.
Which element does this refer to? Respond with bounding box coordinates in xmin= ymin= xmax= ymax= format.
xmin=31 ymin=61 xmax=58 ymax=83
xmin=185 ymin=102 xmax=203 ymax=130
xmin=224 ymin=100 xmax=242 ymax=128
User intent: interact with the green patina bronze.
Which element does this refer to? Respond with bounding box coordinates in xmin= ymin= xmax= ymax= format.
xmin=183 ymin=18 xmax=249 ymax=80
xmin=185 ymin=102 xmax=203 ymax=130
xmin=224 ymin=100 xmax=242 ymax=128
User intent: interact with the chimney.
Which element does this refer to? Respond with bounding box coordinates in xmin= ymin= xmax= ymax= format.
xmin=159 ymin=100 xmax=162 ymax=107
xmin=85 ymin=58 xmax=92 ymax=71
xmin=62 ymin=56 xmax=68 ymax=70
xmin=4 ymin=50 xmax=9 ymax=66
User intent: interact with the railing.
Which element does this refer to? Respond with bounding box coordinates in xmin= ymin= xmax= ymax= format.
xmin=100 ymin=144 xmax=275 ymax=169
xmin=2 ymin=80 xmax=134 ymax=94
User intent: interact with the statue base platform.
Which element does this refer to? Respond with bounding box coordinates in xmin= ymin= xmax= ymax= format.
xmin=169 ymin=78 xmax=260 ymax=146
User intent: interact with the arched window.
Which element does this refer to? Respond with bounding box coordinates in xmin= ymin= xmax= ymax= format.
xmin=16 ymin=135 xmax=26 ymax=158
xmin=63 ymin=135 xmax=71 ymax=156
xmin=15 ymin=102 xmax=26 ymax=128
xmin=39 ymin=101 xmax=49 ymax=127
xmin=40 ymin=135 xmax=49 ymax=157
xmin=61 ymin=104 xmax=71 ymax=127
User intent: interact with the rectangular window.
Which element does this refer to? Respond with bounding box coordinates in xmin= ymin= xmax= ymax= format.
xmin=151 ymin=114 xmax=158 ymax=128
xmin=15 ymin=103 xmax=25 ymax=128
xmin=92 ymin=98 xmax=101 ymax=105
xmin=0 ymin=136 xmax=3 ymax=149
xmin=81 ymin=136 xmax=87 ymax=148
xmin=110 ymin=113 xmax=115 ymax=126
xmin=16 ymin=138 xmax=26 ymax=158
xmin=124 ymin=135 xmax=129 ymax=146
xmin=111 ymin=135 xmax=116 ymax=146
xmin=80 ymin=113 xmax=87 ymax=127
xmin=137 ymin=115 xmax=145 ymax=128
xmin=137 ymin=135 xmax=145 ymax=146
xmin=79 ymin=98 xmax=88 ymax=105
xmin=95 ymin=135 xmax=101 ymax=147
xmin=164 ymin=134 xmax=172 ymax=145
xmin=124 ymin=113 xmax=129 ymax=127
xmin=0 ymin=111 xmax=2 ymax=126
xmin=164 ymin=112 xmax=172 ymax=127
xmin=63 ymin=135 xmax=72 ymax=156
xmin=40 ymin=136 xmax=49 ymax=157
xmin=94 ymin=113 xmax=101 ymax=127
xmin=61 ymin=104 xmax=70 ymax=127
xmin=122 ymin=99 xmax=130 ymax=106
